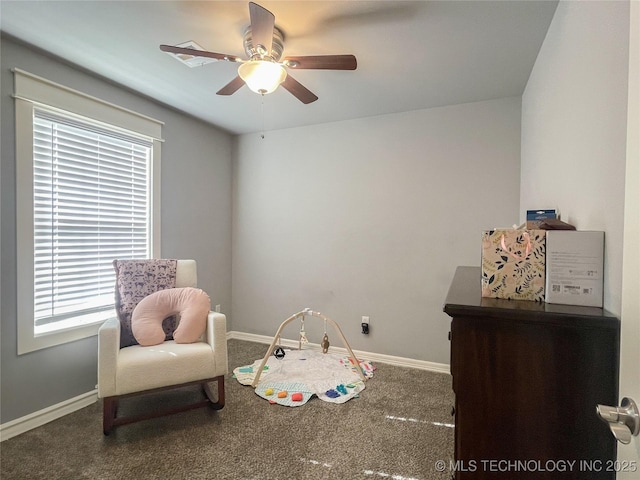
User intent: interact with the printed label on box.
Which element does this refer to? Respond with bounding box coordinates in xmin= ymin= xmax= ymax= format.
xmin=545 ymin=231 xmax=604 ymax=307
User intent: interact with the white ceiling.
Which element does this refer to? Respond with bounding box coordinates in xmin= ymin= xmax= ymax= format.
xmin=0 ymin=1 xmax=558 ymax=135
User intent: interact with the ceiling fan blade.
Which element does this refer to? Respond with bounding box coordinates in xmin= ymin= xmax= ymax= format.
xmin=281 ymin=75 xmax=318 ymax=104
xmin=160 ymin=44 xmax=241 ymax=63
xmin=283 ymin=55 xmax=357 ymax=70
xmin=249 ymin=2 xmax=275 ymax=56
xmin=216 ymin=76 xmax=246 ymax=96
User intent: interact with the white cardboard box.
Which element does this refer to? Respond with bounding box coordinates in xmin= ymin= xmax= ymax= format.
xmin=545 ymin=231 xmax=604 ymax=307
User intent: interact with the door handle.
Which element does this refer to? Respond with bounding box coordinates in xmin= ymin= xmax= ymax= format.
xmin=596 ymin=397 xmax=640 ymax=444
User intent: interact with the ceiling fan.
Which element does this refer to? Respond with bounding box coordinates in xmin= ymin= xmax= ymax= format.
xmin=160 ymin=2 xmax=357 ymax=104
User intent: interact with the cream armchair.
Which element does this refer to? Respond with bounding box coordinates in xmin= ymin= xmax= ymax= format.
xmin=98 ymin=259 xmax=227 ymax=435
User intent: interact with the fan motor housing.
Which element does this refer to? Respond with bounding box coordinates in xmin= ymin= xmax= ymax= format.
xmin=243 ymin=26 xmax=284 ymax=61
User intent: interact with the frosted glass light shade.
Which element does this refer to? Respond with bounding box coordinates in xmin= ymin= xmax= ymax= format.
xmin=238 ymin=60 xmax=287 ymax=95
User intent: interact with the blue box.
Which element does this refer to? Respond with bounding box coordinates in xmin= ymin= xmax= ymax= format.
xmin=526 ymin=209 xmax=557 ymax=229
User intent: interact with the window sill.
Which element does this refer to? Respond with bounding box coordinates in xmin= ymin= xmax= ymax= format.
xmin=19 ymin=318 xmax=108 ymax=355
xmin=35 ymin=311 xmax=113 ymax=336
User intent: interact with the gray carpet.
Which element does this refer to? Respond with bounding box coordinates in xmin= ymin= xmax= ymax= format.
xmin=0 ymin=340 xmax=455 ymax=480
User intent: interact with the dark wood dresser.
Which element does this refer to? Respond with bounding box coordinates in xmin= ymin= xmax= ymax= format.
xmin=443 ymin=266 xmax=620 ymax=479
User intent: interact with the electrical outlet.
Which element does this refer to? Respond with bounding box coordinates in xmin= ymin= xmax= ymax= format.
xmin=215 ymin=304 xmax=221 ymax=313
xmin=361 ymin=316 xmax=370 ymax=334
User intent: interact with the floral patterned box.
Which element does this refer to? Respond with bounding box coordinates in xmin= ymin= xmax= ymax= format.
xmin=481 ymin=229 xmax=546 ymax=302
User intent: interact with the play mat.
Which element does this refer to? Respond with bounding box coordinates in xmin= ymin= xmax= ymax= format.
xmin=234 ymin=348 xmax=375 ymax=406
xmin=234 ymin=308 xmax=375 ymax=406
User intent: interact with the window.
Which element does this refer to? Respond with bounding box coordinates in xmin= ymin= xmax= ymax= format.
xmin=33 ymin=109 xmax=152 ymax=334
xmin=15 ymin=69 xmax=163 ymax=354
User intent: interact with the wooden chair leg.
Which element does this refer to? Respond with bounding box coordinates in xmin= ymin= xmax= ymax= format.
xmin=203 ymin=375 xmax=225 ymax=410
xmin=103 ymin=397 xmax=118 ymax=435
xmin=102 ymin=377 xmax=224 ymax=434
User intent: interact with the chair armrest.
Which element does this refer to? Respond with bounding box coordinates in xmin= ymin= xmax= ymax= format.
xmin=98 ymin=317 xmax=120 ymax=398
xmin=206 ymin=312 xmax=228 ymax=375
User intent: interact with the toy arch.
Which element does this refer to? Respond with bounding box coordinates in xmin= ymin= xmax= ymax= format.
xmin=250 ymin=308 xmax=367 ymax=387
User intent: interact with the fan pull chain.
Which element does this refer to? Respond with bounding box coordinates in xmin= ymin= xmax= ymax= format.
xmin=260 ymin=94 xmax=265 ymax=139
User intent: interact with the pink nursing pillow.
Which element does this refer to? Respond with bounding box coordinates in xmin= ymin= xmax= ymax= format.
xmin=131 ymin=287 xmax=211 ymax=346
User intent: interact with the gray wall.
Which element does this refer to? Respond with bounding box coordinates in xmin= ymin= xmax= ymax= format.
xmin=0 ymin=36 xmax=233 ymax=423
xmin=231 ymin=97 xmax=522 ymax=364
xmin=520 ymin=0 xmax=629 ymax=315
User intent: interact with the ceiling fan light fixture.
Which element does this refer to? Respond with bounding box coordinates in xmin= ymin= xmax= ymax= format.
xmin=238 ymin=60 xmax=287 ymax=95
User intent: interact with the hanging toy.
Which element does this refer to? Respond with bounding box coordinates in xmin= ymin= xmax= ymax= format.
xmin=320 ymin=318 xmax=330 ymax=353
xmin=321 ymin=333 xmax=330 ymax=353
xmin=299 ymin=317 xmax=309 ymax=345
xmin=274 ymin=346 xmax=286 ymax=359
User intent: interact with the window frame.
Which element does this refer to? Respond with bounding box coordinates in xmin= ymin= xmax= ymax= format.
xmin=14 ymin=69 xmax=163 ymax=354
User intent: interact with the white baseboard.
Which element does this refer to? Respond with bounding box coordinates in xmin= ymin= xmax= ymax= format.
xmin=227 ymin=331 xmax=451 ymax=375
xmin=0 ymin=390 xmax=98 ymax=442
xmin=2 ymin=335 xmax=449 ymax=442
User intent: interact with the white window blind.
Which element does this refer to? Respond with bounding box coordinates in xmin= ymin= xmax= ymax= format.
xmin=33 ymin=108 xmax=152 ymax=331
